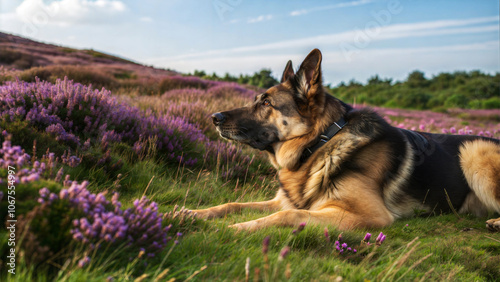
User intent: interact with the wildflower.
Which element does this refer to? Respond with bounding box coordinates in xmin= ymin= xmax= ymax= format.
xmin=337 ymin=233 xmax=343 ymax=242
xmin=324 ymin=228 xmax=330 ymax=242
xmin=48 ymin=193 xmax=58 ymax=203
xmin=363 ymin=233 xmax=371 ymax=243
xmin=78 ymin=256 xmax=90 ymax=268
xmin=376 ymin=232 xmax=386 ymax=246
xmin=279 ymin=246 xmax=290 ymax=261
xmin=292 ymin=222 xmax=306 ymax=234
xmin=55 ymin=167 xmax=64 ymax=182
xmin=262 ymin=236 xmax=270 ymax=254
xmin=39 ymin=187 xmax=50 ymax=198
xmin=341 ymin=243 xmax=348 ymax=249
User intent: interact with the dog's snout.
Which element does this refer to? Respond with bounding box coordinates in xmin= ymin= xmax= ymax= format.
xmin=212 ymin=112 xmax=226 ymax=126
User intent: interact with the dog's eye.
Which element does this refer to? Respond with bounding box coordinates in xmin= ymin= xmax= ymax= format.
xmin=262 ymin=99 xmax=271 ymax=107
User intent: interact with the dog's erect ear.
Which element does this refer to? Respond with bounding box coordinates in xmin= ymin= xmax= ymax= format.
xmin=295 ymin=49 xmax=322 ymax=99
xmin=281 ymin=60 xmax=294 ymax=83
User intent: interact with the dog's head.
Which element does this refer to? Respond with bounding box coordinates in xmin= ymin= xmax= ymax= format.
xmin=212 ymin=49 xmax=345 ymax=164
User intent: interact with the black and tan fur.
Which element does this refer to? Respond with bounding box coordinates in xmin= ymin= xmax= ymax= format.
xmin=190 ymin=49 xmax=500 ymax=232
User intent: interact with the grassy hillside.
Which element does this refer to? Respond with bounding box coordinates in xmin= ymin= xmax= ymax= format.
xmin=0 ymin=33 xmax=499 ymax=281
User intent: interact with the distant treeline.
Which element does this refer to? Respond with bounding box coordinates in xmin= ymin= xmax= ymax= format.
xmin=328 ymin=70 xmax=500 ymax=110
xmin=192 ymin=69 xmax=500 ymax=110
xmin=190 ymin=69 xmax=279 ymax=89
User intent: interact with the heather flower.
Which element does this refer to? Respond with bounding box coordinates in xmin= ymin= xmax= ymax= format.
xmin=0 ymin=78 xmax=215 ymax=167
xmin=376 ymin=232 xmax=386 ymax=246
xmin=39 ymin=187 xmax=50 ymax=198
xmin=36 ymin=180 xmax=173 ymax=258
xmin=324 ymin=228 xmax=330 ymax=242
xmin=55 ymin=167 xmax=64 ymax=182
xmin=279 ymin=246 xmax=290 ymax=261
xmin=78 ymin=256 xmax=90 ymax=268
xmin=292 ymin=222 xmax=306 ymax=234
xmin=363 ymin=233 xmax=371 ymax=243
xmin=262 ymin=236 xmax=270 ymax=254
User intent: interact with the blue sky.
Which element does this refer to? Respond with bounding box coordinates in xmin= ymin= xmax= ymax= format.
xmin=0 ymin=0 xmax=498 ymax=85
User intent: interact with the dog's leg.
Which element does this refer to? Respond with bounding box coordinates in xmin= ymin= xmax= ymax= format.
xmin=229 ymin=206 xmax=393 ymax=232
xmin=190 ymin=199 xmax=282 ymax=219
xmin=459 ymin=140 xmax=500 ymax=232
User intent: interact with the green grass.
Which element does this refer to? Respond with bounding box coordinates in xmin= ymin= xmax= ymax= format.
xmin=4 ymin=145 xmax=499 ymax=281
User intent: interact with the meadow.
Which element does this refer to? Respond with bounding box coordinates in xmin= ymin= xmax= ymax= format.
xmin=0 ymin=66 xmax=500 ymax=282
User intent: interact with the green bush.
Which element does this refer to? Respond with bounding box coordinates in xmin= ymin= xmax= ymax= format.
xmin=445 ymin=94 xmax=468 ymax=108
xmin=482 ymin=97 xmax=500 ymax=109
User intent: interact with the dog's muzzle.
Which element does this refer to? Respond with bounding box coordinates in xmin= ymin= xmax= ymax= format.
xmin=212 ymin=112 xmax=225 ymax=126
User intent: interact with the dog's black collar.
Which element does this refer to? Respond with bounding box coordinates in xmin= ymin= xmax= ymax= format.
xmin=301 ymin=117 xmax=347 ymax=162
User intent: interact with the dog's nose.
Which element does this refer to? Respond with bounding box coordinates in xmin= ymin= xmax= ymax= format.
xmin=212 ymin=112 xmax=226 ymax=125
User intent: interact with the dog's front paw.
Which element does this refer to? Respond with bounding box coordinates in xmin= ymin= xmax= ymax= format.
xmin=229 ymin=221 xmax=258 ymax=232
xmin=188 ymin=209 xmax=215 ymax=219
xmin=486 ymin=217 xmax=500 ymax=232
xmin=167 ymin=205 xmax=210 ymax=220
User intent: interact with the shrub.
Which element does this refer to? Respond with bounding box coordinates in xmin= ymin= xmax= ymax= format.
xmin=482 ymin=97 xmax=500 ymax=109
xmin=445 ymin=94 xmax=468 ymax=108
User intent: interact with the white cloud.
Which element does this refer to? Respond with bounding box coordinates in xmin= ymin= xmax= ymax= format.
xmin=290 ymin=0 xmax=375 ymax=16
xmin=15 ymin=0 xmax=127 ymax=26
xmin=247 ymin=14 xmax=273 ymax=24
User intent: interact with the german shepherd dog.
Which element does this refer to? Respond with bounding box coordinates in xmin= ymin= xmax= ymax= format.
xmin=191 ymin=49 xmax=500 ymax=232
